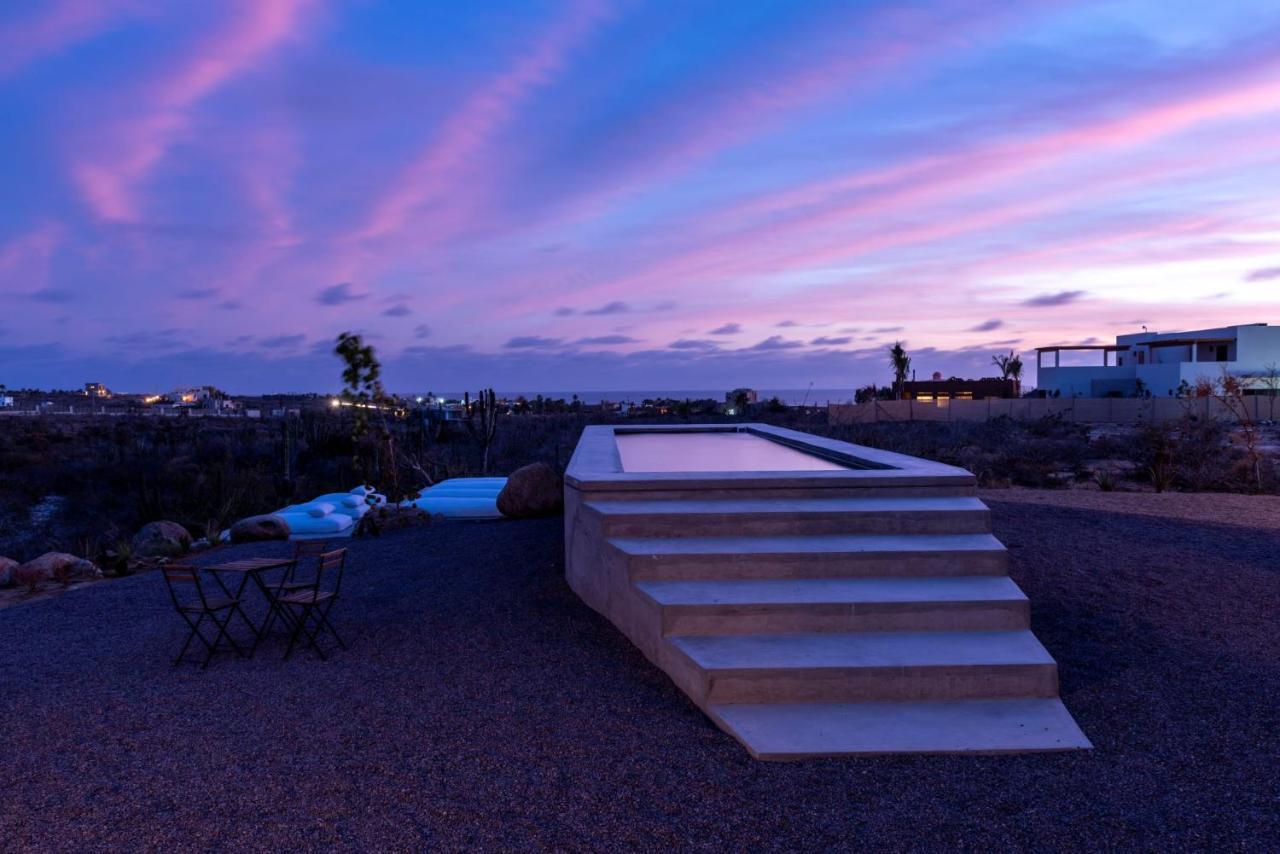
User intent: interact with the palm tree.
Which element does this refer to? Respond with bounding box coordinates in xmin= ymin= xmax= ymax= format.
xmin=992 ymin=350 xmax=1024 ymax=393
xmin=889 ymin=341 xmax=911 ymax=399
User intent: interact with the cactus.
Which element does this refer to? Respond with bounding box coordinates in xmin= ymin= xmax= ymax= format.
xmin=466 ymin=388 xmax=499 ymax=474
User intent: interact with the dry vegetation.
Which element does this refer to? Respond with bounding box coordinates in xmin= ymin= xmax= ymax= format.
xmin=1 ymin=407 xmax=1275 ymax=565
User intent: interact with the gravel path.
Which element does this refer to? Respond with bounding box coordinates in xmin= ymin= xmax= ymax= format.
xmin=2 ymin=497 xmax=1278 ymax=851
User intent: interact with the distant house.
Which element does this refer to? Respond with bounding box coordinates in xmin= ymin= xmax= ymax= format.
xmin=165 ymin=386 xmax=238 ymax=411
xmin=0 ymin=395 xmax=13 ymax=408
xmin=83 ymin=382 xmax=111 ymax=398
xmin=1036 ymin=323 xmax=1280 ymax=398
xmin=901 ymin=375 xmax=1018 ymax=403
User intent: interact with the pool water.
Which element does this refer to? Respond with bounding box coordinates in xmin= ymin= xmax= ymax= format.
xmin=615 ymin=431 xmax=847 ymax=472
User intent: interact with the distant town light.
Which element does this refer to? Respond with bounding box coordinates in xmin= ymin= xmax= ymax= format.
xmin=330 ymin=398 xmax=341 ymax=408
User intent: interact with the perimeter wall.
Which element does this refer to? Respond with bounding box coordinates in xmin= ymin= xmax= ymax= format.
xmin=828 ymin=396 xmax=1280 ymax=425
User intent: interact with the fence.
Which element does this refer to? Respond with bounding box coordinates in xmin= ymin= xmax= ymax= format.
xmin=828 ymin=395 xmax=1280 ymax=425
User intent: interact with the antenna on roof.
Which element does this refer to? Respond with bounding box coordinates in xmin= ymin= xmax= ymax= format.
xmin=1141 ymin=325 xmax=1148 ymax=332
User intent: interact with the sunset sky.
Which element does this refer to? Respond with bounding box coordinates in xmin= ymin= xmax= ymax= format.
xmin=2 ymin=0 xmax=1279 ymax=394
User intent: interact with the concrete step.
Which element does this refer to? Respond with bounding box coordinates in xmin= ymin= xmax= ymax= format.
xmin=669 ymin=631 xmax=1058 ymax=703
xmin=588 ymin=496 xmax=991 ymax=538
xmin=636 ymin=576 xmax=1029 ymax=635
xmin=612 ymin=533 xmax=1007 ymax=580
xmin=708 ymin=699 xmax=1092 ymax=758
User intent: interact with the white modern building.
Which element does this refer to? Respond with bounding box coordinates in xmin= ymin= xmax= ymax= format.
xmin=1035 ymin=323 xmax=1280 ymax=398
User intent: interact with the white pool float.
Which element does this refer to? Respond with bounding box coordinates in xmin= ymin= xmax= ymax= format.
xmin=406 ymin=477 xmax=507 ymax=519
xmin=275 ymin=511 xmax=355 ymax=538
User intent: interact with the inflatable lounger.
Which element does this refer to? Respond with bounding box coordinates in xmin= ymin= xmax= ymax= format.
xmin=407 ymin=477 xmax=507 ymax=519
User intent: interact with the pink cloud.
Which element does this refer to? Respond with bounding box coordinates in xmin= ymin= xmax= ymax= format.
xmin=0 ymin=0 xmax=146 ymax=79
xmin=0 ymin=223 xmax=64 ymax=294
xmin=351 ymin=0 xmax=616 ymax=246
xmin=520 ymin=58 xmax=1280 ymax=315
xmin=537 ymin=2 xmax=1059 ymax=230
xmin=71 ymin=0 xmax=313 ymax=222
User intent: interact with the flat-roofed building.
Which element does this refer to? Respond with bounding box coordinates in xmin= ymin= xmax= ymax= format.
xmin=1036 ymin=323 xmax=1280 ymax=397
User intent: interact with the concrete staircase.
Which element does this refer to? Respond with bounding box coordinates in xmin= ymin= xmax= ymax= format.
xmin=586 ymin=491 xmax=1091 ymax=758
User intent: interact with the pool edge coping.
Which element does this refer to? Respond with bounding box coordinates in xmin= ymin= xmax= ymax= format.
xmin=565 ymin=423 xmax=976 ymax=492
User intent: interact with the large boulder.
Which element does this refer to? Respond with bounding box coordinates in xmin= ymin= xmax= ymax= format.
xmin=132 ymin=520 xmax=193 ymax=558
xmin=229 ymin=514 xmax=291 ymax=543
xmin=0 ymin=556 xmax=17 ymax=588
xmin=14 ymin=552 xmax=102 ymax=590
xmin=496 ymin=463 xmax=564 ymax=518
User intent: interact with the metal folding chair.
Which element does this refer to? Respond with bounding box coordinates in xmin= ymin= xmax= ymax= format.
xmin=258 ymin=540 xmax=329 ymax=640
xmin=280 ymin=540 xmax=330 ymax=592
xmin=278 ymin=548 xmax=348 ymax=660
xmin=161 ymin=565 xmax=247 ymax=668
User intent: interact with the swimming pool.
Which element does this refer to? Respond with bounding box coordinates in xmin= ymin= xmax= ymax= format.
xmin=615 ymin=429 xmax=849 ymax=472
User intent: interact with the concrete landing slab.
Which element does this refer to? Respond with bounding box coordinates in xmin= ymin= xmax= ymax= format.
xmin=672 ymin=630 xmax=1054 ymax=670
xmin=610 ymin=532 xmax=1007 ymax=557
xmin=709 ymin=699 xmax=1093 ymax=758
xmin=588 ymin=496 xmax=988 ymax=516
xmin=637 ymin=576 xmax=1027 ymax=606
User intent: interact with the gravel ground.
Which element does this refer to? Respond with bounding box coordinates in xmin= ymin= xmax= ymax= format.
xmin=2 ymin=496 xmax=1278 ymax=851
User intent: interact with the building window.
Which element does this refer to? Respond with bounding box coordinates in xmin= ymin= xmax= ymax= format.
xmin=1215 ymin=344 xmax=1229 ymax=362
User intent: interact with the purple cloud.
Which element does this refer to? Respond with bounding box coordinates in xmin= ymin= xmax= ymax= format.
xmin=575 ymin=334 xmax=639 ymax=345
xmin=1022 ymin=290 xmax=1086 ymax=307
xmin=583 ymin=301 xmax=630 ymax=316
xmin=746 ymin=335 xmax=802 ymax=351
xmin=503 ymin=336 xmax=564 ymax=349
xmin=383 ymin=304 xmax=412 ymax=317
xmin=260 ymin=334 xmax=306 ymax=349
xmin=811 ymin=335 xmax=852 ymax=346
xmin=29 ymin=288 xmax=74 ymax=303
xmin=176 ymin=288 xmax=219 ymax=300
xmin=317 ymin=283 xmax=366 ymax=305
xmin=969 ymin=319 xmax=1003 ymax=332
xmin=709 ymin=323 xmax=741 ymax=335
xmin=1245 ymin=267 xmax=1280 ymax=282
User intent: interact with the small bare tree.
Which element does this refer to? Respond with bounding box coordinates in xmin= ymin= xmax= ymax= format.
xmin=1202 ymin=368 xmax=1263 ymax=491
xmin=334 ymin=332 xmax=405 ymax=500
xmin=1260 ymin=362 xmax=1280 ymax=422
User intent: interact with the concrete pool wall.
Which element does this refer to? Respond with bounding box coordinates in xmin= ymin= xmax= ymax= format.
xmin=564 ymin=424 xmax=1090 ymax=758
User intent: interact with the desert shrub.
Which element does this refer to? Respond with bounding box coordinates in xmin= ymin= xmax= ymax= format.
xmin=1135 ymin=418 xmax=1249 ymax=492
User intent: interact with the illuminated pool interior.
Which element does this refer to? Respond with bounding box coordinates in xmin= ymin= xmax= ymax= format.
xmin=615 ymin=428 xmax=851 ymax=472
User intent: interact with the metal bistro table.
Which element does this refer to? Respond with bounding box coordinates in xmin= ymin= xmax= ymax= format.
xmin=203 ymin=557 xmax=297 ymax=653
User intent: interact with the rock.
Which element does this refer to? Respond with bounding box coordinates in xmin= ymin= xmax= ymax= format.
xmin=0 ymin=556 xmax=16 ymax=588
xmin=496 ymin=463 xmax=564 ymax=518
xmin=357 ymin=506 xmax=431 ymax=537
xmin=132 ymin=520 xmax=193 ymax=558
xmin=14 ymin=552 xmax=103 ymax=590
xmin=229 ymin=514 xmax=291 ymax=543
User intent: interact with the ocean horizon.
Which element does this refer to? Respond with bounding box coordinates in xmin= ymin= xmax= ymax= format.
xmin=428 ymin=389 xmax=856 ymax=406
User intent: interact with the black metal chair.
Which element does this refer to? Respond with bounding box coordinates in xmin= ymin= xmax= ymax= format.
xmin=278 ymin=548 xmax=348 ymax=660
xmin=279 ymin=540 xmax=330 ymax=592
xmin=258 ymin=540 xmax=329 ymax=638
xmin=161 ymin=565 xmax=247 ymax=668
